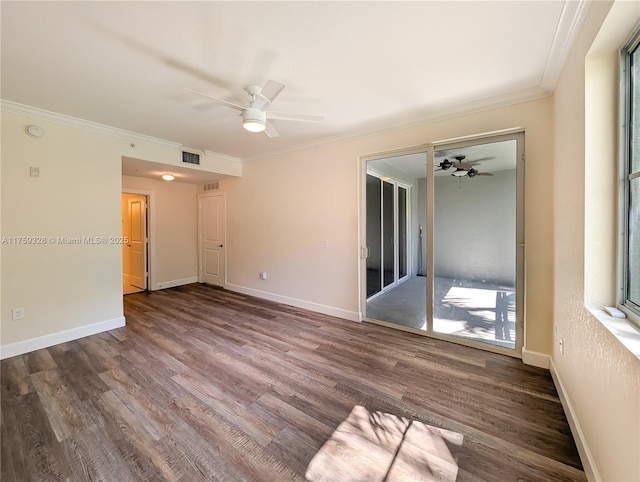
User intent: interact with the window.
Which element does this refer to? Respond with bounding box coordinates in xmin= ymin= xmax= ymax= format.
xmin=620 ymin=27 xmax=640 ymax=320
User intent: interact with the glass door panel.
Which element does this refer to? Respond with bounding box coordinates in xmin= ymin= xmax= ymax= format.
xmin=365 ymin=152 xmax=425 ymax=328
xmin=366 ymin=174 xmax=382 ymax=298
xmin=382 ymin=180 xmax=395 ymax=288
xmin=398 ymin=186 xmax=408 ymax=279
xmin=432 ymin=139 xmax=518 ymax=349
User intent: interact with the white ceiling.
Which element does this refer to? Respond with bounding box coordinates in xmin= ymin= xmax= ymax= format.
xmin=2 ymin=1 xmax=586 ymax=164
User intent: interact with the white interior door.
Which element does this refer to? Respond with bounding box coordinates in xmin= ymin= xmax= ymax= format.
xmin=200 ymin=193 xmax=226 ymax=287
xmin=128 ymin=196 xmax=147 ymax=289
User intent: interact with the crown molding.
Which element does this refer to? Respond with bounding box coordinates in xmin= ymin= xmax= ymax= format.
xmin=2 ymin=81 xmax=548 ymax=166
xmin=2 ymin=100 xmax=244 ymax=164
xmin=242 ymin=85 xmax=550 ymax=162
xmin=1 ymin=99 xmax=182 ymax=149
xmin=540 ymin=0 xmax=591 ymax=91
xmin=203 ymin=149 xmax=243 ymax=164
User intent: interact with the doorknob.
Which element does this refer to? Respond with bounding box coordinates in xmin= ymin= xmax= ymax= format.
xmin=218 ymin=244 xmax=223 ymax=248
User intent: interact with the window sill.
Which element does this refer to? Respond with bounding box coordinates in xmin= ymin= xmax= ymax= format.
xmin=586 ymin=305 xmax=640 ymax=361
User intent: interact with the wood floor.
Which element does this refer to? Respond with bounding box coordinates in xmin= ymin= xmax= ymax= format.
xmin=1 ymin=283 xmax=585 ymax=481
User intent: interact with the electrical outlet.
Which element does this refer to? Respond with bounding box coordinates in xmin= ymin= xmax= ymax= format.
xmin=260 ymin=272 xmax=267 ymax=280
xmin=12 ymin=307 xmax=25 ymax=320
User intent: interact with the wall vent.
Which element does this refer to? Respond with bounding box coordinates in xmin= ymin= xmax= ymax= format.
xmin=182 ymin=151 xmax=200 ymax=165
xmin=203 ymin=182 xmax=219 ymax=191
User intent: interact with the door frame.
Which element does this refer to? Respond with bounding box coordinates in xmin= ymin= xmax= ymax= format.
xmin=359 ymin=129 xmax=525 ymax=358
xmin=122 ymin=189 xmax=156 ymax=290
xmin=198 ymin=191 xmax=227 ymax=287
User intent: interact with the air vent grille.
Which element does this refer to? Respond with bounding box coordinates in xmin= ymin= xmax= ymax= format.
xmin=203 ymin=182 xmax=219 ymax=191
xmin=182 ymin=151 xmax=200 ymax=165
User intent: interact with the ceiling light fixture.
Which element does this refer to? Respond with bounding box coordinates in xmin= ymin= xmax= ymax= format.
xmin=242 ymin=107 xmax=266 ymax=133
xmin=451 ymin=168 xmax=468 ymax=177
xmin=162 ymin=174 xmax=175 ymax=181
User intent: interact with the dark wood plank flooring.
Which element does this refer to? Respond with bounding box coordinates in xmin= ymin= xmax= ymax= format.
xmin=1 ymin=283 xmax=585 ymax=481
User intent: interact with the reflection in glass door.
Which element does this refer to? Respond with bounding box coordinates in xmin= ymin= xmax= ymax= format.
xmin=431 ymin=139 xmax=520 ymax=350
xmin=382 ymin=180 xmax=395 ymax=289
xmin=365 ymin=153 xmax=422 ymax=328
xmin=366 ymin=174 xmax=382 ymax=298
xmin=398 ymin=186 xmax=408 ymax=279
xmin=365 ymin=168 xmax=412 ymax=303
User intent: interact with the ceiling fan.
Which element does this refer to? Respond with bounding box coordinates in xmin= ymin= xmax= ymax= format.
xmin=436 ymin=155 xmax=494 ymax=178
xmin=183 ymin=80 xmax=323 ymax=138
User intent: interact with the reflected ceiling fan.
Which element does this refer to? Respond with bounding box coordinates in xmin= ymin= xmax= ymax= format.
xmin=183 ymin=80 xmax=323 ymax=138
xmin=435 ymin=155 xmax=494 ymax=178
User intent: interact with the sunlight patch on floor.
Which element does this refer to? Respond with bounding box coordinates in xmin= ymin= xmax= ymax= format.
xmin=306 ymin=405 xmax=463 ymax=482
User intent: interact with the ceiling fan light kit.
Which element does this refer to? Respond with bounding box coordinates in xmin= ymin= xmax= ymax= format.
xmin=242 ymin=107 xmax=266 ymax=133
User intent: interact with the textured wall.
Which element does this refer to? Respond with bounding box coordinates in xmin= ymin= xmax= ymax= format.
xmin=553 ymin=1 xmax=640 ymax=480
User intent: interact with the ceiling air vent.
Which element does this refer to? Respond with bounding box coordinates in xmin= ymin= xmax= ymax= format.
xmin=182 ymin=151 xmax=200 ymax=165
xmin=203 ymin=182 xmax=219 ymax=191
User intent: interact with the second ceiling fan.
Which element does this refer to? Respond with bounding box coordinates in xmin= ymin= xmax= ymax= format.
xmin=184 ymin=80 xmax=323 ymax=138
xmin=436 ymin=155 xmax=494 ymax=178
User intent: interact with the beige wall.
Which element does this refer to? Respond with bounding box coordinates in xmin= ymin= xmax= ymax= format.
xmin=0 ymin=109 xmax=200 ymax=356
xmin=1 ymin=111 xmax=125 ymax=349
xmin=553 ymin=1 xmax=640 ymax=481
xmin=222 ymin=96 xmax=554 ymax=353
xmin=122 ymin=175 xmax=198 ymax=288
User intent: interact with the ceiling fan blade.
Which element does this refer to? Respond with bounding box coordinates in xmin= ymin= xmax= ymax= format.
xmin=264 ymin=121 xmax=280 ymax=138
xmin=260 ymin=80 xmax=285 ymax=103
xmin=470 ymin=156 xmax=495 ymax=162
xmin=267 ymin=112 xmax=324 ymax=123
xmin=252 ymin=80 xmax=286 ymax=110
xmin=182 ymin=87 xmax=245 ymax=111
xmin=455 ymin=162 xmax=473 ymax=169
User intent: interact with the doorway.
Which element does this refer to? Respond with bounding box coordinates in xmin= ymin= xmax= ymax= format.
xmin=122 ymin=193 xmax=148 ymax=294
xmin=361 ymin=132 xmax=524 ymax=356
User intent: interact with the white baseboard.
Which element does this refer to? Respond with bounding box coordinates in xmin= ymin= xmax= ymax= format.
xmin=155 ymin=276 xmax=198 ymax=290
xmin=522 ymin=347 xmax=550 ymax=368
xmin=225 ymin=283 xmax=361 ymax=322
xmin=550 ymin=358 xmax=601 ymax=482
xmin=0 ymin=316 xmax=126 ymax=360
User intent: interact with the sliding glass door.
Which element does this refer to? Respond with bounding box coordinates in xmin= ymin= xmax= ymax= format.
xmin=362 ymin=133 xmax=524 ymax=356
